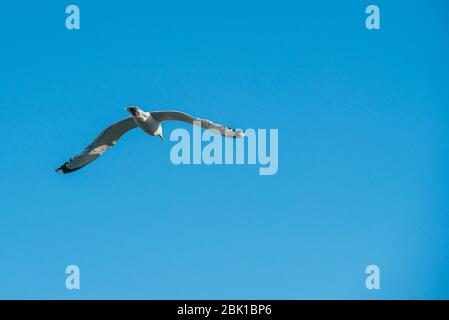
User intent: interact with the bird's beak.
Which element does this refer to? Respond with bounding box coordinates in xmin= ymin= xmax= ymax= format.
xmin=160 ymin=134 xmax=165 ymax=142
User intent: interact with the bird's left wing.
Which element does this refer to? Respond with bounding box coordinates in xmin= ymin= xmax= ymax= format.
xmin=56 ymin=117 xmax=137 ymax=174
xmin=151 ymin=111 xmax=245 ymax=138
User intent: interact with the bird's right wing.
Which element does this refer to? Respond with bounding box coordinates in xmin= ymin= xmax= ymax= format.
xmin=151 ymin=111 xmax=245 ymax=138
xmin=56 ymin=117 xmax=137 ymax=174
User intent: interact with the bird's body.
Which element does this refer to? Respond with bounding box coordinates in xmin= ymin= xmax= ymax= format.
xmin=128 ymin=107 xmax=163 ymax=138
xmin=56 ymin=106 xmax=244 ymax=174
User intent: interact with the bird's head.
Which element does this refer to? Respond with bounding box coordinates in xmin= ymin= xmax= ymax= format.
xmin=125 ymin=106 xmax=143 ymax=117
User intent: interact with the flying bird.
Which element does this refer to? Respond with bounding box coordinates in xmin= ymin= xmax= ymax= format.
xmin=56 ymin=107 xmax=245 ymax=174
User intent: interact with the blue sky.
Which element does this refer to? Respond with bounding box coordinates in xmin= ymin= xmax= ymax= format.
xmin=0 ymin=0 xmax=448 ymax=299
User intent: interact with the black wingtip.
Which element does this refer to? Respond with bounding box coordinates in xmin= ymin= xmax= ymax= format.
xmin=56 ymin=162 xmax=69 ymax=174
xmin=55 ymin=161 xmax=82 ymax=174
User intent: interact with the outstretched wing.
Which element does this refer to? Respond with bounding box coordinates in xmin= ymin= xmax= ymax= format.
xmin=150 ymin=111 xmax=245 ymax=138
xmin=56 ymin=117 xmax=137 ymax=174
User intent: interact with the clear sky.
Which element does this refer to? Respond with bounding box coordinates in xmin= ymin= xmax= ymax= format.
xmin=0 ymin=0 xmax=448 ymax=299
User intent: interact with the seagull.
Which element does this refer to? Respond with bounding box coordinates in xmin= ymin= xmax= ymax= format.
xmin=56 ymin=107 xmax=245 ymax=174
